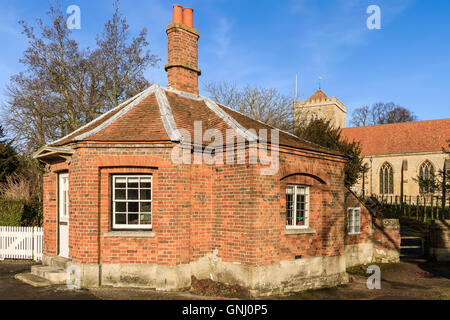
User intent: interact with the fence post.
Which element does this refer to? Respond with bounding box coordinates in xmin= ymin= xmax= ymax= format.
xmin=431 ymin=196 xmax=434 ymax=220
xmin=436 ymin=196 xmax=440 ymax=220
xmin=0 ymin=227 xmax=4 ymax=261
xmin=423 ymin=196 xmax=427 ymax=223
xmin=416 ymin=196 xmax=420 ymax=220
xmin=408 ymin=196 xmax=412 ymax=218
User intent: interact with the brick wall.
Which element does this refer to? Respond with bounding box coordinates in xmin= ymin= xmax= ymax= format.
xmin=166 ymin=24 xmax=200 ymax=95
xmin=42 ymin=143 xmax=348 ymax=268
xmin=344 ymin=192 xmax=373 ymax=245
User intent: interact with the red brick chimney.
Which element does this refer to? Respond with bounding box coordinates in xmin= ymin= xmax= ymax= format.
xmin=165 ymin=5 xmax=201 ymax=95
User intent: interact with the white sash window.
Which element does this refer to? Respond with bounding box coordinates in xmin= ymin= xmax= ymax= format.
xmin=112 ymin=175 xmax=153 ymax=230
xmin=286 ymin=185 xmax=310 ymax=229
xmin=347 ymin=208 xmax=361 ymax=235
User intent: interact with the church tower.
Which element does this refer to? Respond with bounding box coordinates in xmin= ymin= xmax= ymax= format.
xmin=294 ymin=89 xmax=347 ymax=129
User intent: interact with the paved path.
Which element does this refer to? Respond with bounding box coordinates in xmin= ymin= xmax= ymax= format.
xmin=0 ymin=261 xmax=97 ymax=300
xmin=2 ymin=259 xmax=449 ymax=300
xmin=278 ymin=259 xmax=450 ymax=300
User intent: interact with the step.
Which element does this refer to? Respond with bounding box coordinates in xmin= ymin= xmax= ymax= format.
xmin=15 ymin=273 xmax=52 ymax=287
xmin=31 ymin=265 xmax=68 ymax=285
xmin=48 ymin=256 xmax=71 ymax=269
xmin=401 ymin=236 xmax=422 ymax=240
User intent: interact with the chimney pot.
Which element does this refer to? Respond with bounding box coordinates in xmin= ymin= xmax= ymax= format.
xmin=182 ymin=8 xmax=194 ymax=28
xmin=172 ymin=5 xmax=183 ymax=24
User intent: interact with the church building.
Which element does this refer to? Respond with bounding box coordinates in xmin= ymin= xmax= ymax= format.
xmin=294 ymin=91 xmax=450 ymax=200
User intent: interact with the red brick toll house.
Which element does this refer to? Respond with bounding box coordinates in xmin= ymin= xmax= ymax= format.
xmin=32 ymin=5 xmax=399 ymax=296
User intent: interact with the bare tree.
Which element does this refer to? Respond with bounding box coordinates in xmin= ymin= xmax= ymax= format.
xmin=2 ymin=1 xmax=159 ymax=151
xmin=351 ymin=102 xmax=417 ymax=127
xmin=204 ymin=81 xmax=294 ymax=131
xmin=96 ymin=1 xmax=160 ymax=109
xmin=350 ymin=105 xmax=370 ymax=127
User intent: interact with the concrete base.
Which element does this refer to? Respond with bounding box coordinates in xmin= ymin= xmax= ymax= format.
xmin=429 ymin=248 xmax=450 ymax=262
xmin=344 ymin=243 xmax=374 ymax=268
xmin=57 ymin=251 xmax=349 ymax=297
xmin=31 ymin=265 xmax=68 ymax=284
xmin=373 ymin=247 xmax=400 ymax=264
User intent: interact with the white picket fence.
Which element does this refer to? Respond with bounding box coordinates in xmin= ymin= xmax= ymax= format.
xmin=0 ymin=226 xmax=43 ymax=261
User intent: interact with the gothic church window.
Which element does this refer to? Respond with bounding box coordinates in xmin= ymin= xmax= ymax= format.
xmin=380 ymin=162 xmax=394 ymax=195
xmin=418 ymin=160 xmax=435 ymax=194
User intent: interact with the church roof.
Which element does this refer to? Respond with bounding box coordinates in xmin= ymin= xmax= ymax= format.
xmin=340 ymin=119 xmax=450 ymax=156
xmin=306 ymin=89 xmax=329 ymax=102
xmin=41 ymin=84 xmax=340 ymax=156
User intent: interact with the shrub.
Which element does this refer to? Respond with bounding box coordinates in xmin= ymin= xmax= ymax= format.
xmin=23 ymin=201 xmax=43 ymax=227
xmin=0 ymin=174 xmax=33 ymax=202
xmin=0 ymin=200 xmax=25 ymax=226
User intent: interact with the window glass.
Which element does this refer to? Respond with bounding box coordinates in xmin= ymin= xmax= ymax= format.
xmin=113 ymin=175 xmax=153 ymax=229
xmin=286 ymin=185 xmax=310 ymax=228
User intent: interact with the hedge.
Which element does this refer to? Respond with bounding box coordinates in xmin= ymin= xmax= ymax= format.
xmin=0 ymin=200 xmax=24 ymax=226
xmin=0 ymin=200 xmax=43 ymax=227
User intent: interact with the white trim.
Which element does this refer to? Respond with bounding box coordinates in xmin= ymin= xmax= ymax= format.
xmin=112 ymin=175 xmax=153 ymax=230
xmin=165 ymin=86 xmax=203 ymax=101
xmin=286 ymin=185 xmax=310 ymax=229
xmin=58 ymin=173 xmax=69 ymax=258
xmin=347 ymin=207 xmax=361 ymax=235
xmin=154 ymin=87 xmax=183 ymax=142
xmin=202 ymin=98 xmax=258 ymax=142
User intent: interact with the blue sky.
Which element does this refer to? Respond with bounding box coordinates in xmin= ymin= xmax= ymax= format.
xmin=0 ymin=0 xmax=449 ymax=126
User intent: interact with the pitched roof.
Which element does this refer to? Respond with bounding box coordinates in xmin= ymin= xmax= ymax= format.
xmin=306 ymin=89 xmax=329 ymax=102
xmin=340 ymin=119 xmax=450 ymax=156
xmin=38 ymin=84 xmax=341 ymax=157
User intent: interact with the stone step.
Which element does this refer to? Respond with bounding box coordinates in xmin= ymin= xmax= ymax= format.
xmin=31 ymin=265 xmax=68 ymax=285
xmin=48 ymin=256 xmax=71 ymax=269
xmin=15 ymin=273 xmax=52 ymax=287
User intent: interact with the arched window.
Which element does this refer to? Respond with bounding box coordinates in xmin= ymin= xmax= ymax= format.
xmin=379 ymin=162 xmax=394 ymax=194
xmin=418 ymin=160 xmax=435 ymax=194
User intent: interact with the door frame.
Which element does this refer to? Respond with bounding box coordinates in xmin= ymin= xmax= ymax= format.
xmin=57 ymin=172 xmax=69 ymax=258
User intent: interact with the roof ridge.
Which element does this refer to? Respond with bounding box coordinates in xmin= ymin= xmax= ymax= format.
xmin=201 ymin=97 xmax=258 ymax=142
xmin=215 ymin=101 xmax=337 ymax=153
xmin=344 ymin=118 xmax=450 ymax=130
xmin=154 ymin=86 xmax=183 ymax=142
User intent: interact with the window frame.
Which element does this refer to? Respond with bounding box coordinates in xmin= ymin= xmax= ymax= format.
xmin=111 ymin=174 xmax=153 ymax=231
xmin=347 ymin=207 xmax=361 ymax=235
xmin=285 ymin=185 xmax=310 ymax=230
xmin=418 ymin=160 xmax=435 ymax=194
xmin=379 ymin=162 xmax=394 ymax=195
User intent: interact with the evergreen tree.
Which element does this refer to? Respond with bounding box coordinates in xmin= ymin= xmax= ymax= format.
xmin=294 ymin=119 xmax=367 ymax=188
xmin=0 ymin=125 xmax=18 ymax=183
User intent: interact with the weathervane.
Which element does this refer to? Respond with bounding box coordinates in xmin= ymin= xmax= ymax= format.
xmin=318 ymin=76 xmax=323 ymax=90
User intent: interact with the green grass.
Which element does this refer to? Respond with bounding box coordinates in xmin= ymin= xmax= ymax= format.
xmin=346 ymin=263 xmax=398 ymax=278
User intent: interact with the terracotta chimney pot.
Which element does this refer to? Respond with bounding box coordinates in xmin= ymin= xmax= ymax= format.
xmin=182 ymin=8 xmax=194 ymax=28
xmin=172 ymin=5 xmax=183 ymax=24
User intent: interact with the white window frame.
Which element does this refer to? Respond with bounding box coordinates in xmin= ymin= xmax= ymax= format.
xmin=286 ymin=185 xmax=310 ymax=229
xmin=112 ymin=175 xmax=153 ymax=230
xmin=347 ymin=208 xmax=361 ymax=235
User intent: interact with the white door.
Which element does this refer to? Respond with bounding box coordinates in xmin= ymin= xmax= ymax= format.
xmin=58 ymin=173 xmax=69 ymax=259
